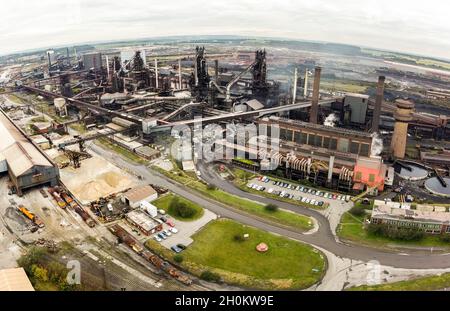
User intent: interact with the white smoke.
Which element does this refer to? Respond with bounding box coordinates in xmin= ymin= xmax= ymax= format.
xmin=371 ymin=133 xmax=384 ymax=156
xmin=324 ymin=113 xmax=339 ymax=127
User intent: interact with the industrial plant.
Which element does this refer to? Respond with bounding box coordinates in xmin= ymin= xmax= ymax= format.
xmin=1 ymin=37 xmax=450 ymax=292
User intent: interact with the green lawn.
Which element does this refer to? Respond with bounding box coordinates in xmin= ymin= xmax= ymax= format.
xmin=146 ymin=219 xmax=326 ymax=290
xmin=337 ymin=212 xmax=450 ymax=250
xmin=152 ymin=164 xmax=314 ymax=232
xmin=348 ymin=273 xmax=450 ymax=291
xmin=152 ymin=193 xmax=204 ymax=221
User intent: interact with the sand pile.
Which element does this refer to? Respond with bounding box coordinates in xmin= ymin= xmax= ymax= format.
xmin=100 ymin=172 xmax=121 ymax=188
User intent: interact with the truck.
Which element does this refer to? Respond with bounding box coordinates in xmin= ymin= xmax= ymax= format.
xmin=17 ymin=205 xmax=45 ymax=228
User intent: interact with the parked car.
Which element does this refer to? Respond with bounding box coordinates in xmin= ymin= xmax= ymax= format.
xmin=158 ymin=209 xmax=166 ymax=215
xmin=268 ymin=188 xmax=274 ymax=194
xmin=166 ymin=220 xmax=175 ymax=227
xmin=170 ymin=227 xmax=178 ymax=234
xmin=280 ymin=191 xmax=286 ymax=197
xmin=284 ymin=193 xmax=290 ymax=198
xmin=163 ymin=229 xmax=172 ymax=237
xmin=318 ymin=201 xmax=324 ymax=207
xmin=154 ymin=235 xmax=162 ymax=242
xmin=273 ymin=181 xmax=278 ymax=185
xmin=157 ymin=233 xmax=166 ymax=240
xmin=289 ymin=194 xmax=294 ymax=199
xmin=171 ymin=245 xmax=182 ymax=253
xmin=247 ymin=183 xmax=254 ymax=188
xmin=303 ymin=188 xmax=308 ymax=193
xmin=305 ymin=198 xmax=311 ymax=204
xmin=295 ymin=186 xmax=300 ymax=191
xmin=177 ymin=244 xmax=187 ymax=250
xmin=160 ymin=216 xmax=168 ymax=223
xmin=311 ymin=190 xmax=316 ymax=195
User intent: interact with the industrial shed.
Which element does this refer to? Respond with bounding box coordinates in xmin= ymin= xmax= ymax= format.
xmin=0 ymin=109 xmax=59 ymax=195
xmin=0 ymin=268 xmax=34 ymax=291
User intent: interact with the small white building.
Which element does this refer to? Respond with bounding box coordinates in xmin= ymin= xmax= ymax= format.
xmin=140 ymin=201 xmax=158 ymax=218
xmin=123 ymin=185 xmax=158 ymax=208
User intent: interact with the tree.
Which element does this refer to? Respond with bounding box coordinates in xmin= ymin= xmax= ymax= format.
xmin=200 ymin=270 xmax=221 ymax=283
xmin=173 ymin=255 xmax=184 ymax=263
xmin=31 ymin=264 xmax=49 ymax=282
xmin=265 ymin=204 xmax=279 ymax=212
xmin=169 ymin=197 xmax=196 ymax=218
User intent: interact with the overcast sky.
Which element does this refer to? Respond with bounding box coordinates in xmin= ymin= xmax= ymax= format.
xmin=1 ymin=0 xmax=450 ymax=59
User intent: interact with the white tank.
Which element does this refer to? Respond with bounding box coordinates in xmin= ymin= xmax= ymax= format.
xmin=44 ymin=85 xmax=53 ymax=92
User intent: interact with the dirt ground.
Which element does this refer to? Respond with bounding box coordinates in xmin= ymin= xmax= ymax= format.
xmin=59 ymin=154 xmax=138 ymax=204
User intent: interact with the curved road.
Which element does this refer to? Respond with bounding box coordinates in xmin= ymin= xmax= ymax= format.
xmin=89 ymin=144 xmax=450 ymax=269
xmin=196 ymin=161 xmax=450 ymax=269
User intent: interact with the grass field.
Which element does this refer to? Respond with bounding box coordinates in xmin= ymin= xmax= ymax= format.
xmin=320 ymin=80 xmax=369 ymax=93
xmin=152 ymin=164 xmax=313 ymax=232
xmin=348 ymin=273 xmax=450 ymax=291
xmin=146 ymin=219 xmax=326 ymax=290
xmin=152 ymin=193 xmax=204 ymax=221
xmin=337 ymin=212 xmax=450 ymax=250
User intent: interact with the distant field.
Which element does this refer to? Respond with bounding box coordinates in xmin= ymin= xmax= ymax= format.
xmin=362 ymin=48 xmax=450 ymax=71
xmin=348 ymin=273 xmax=450 ymax=291
xmin=320 ymin=80 xmax=369 ymax=93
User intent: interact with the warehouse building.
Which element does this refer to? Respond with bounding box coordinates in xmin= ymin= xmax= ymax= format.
xmin=125 ymin=210 xmax=162 ymax=235
xmin=122 ymin=185 xmax=158 ymax=208
xmin=0 ymin=109 xmax=59 ymax=195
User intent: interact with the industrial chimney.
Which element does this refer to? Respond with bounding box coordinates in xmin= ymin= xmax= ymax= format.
xmin=390 ymin=99 xmax=414 ymax=159
xmin=372 ymin=76 xmax=385 ymax=133
xmin=310 ymin=66 xmax=321 ymax=124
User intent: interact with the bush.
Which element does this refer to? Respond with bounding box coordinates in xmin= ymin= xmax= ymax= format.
xmin=367 ymin=223 xmax=424 ymax=241
xmin=233 ymin=234 xmax=245 ymax=242
xmin=200 ymin=270 xmax=221 ymax=283
xmin=439 ymin=234 xmax=450 ymax=243
xmin=206 ymin=184 xmax=217 ymax=191
xmin=349 ymin=206 xmax=366 ymax=217
xmin=265 ymin=204 xmax=279 ymax=212
xmin=173 ymin=255 xmax=184 ymax=263
xmin=169 ymin=197 xmax=196 ymax=218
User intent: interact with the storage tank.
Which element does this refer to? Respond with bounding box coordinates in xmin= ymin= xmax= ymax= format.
xmin=44 ymin=85 xmax=53 ymax=92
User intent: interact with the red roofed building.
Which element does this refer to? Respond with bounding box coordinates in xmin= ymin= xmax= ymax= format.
xmin=353 ymin=156 xmax=388 ymax=194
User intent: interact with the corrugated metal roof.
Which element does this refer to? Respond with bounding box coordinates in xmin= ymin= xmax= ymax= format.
xmin=0 ymin=268 xmax=34 ymax=291
xmin=0 ymin=110 xmax=53 ymax=177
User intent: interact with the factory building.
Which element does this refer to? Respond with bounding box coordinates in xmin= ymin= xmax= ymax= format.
xmin=0 ymin=110 xmax=59 ymax=195
xmin=353 ymin=156 xmax=388 ymax=194
xmin=344 ymin=93 xmax=369 ymax=125
xmin=125 ymin=210 xmax=162 ymax=236
xmin=82 ymin=52 xmax=103 ymax=70
xmin=371 ymin=200 xmax=450 ymax=235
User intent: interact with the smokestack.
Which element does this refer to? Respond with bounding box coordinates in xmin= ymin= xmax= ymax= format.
xmin=292 ymin=68 xmax=298 ymax=105
xmin=303 ymin=69 xmax=309 ymax=98
xmin=178 ymin=59 xmax=182 ymax=90
xmin=215 ymin=59 xmax=219 ymax=81
xmin=154 ymin=59 xmax=159 ymax=89
xmin=47 ymin=51 xmax=52 ymax=70
xmin=310 ymin=66 xmax=321 ymax=124
xmin=372 ymin=76 xmax=385 ymax=133
xmin=390 ymin=99 xmax=414 ymax=159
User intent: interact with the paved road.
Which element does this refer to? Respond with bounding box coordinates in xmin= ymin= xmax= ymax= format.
xmin=89 ymin=144 xmax=450 ymax=269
